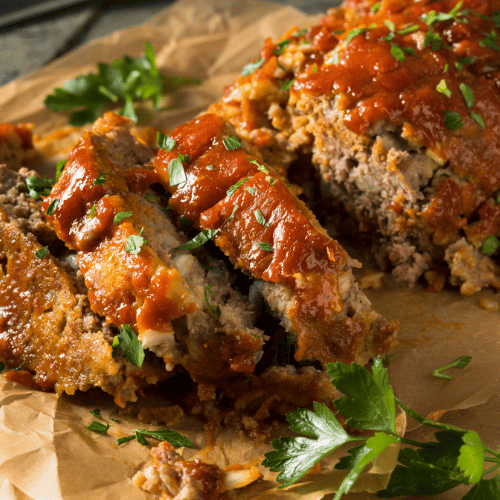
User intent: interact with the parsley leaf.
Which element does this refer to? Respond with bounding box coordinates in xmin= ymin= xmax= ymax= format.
xmin=327 ymin=357 xmax=396 ymax=433
xmin=262 ymin=402 xmax=358 ymax=488
xmin=26 ymin=176 xmax=53 ymax=200
xmin=389 ymin=42 xmax=405 ymax=61
xmin=436 ymin=79 xmax=451 ymax=98
xmin=228 ymin=204 xmax=239 ymax=220
xmin=471 ymin=111 xmax=486 ymax=129
xmin=482 ymin=235 xmax=500 ymax=254
xmin=168 ymin=157 xmax=187 ymax=186
xmin=204 ymin=284 xmax=221 ymax=319
xmin=114 ymin=324 xmax=145 ymax=367
xmin=257 ymin=241 xmax=274 ymax=252
xmin=85 ymin=421 xmax=110 ymax=433
xmin=247 ymin=157 xmax=270 ymax=175
xmin=45 ymin=43 xmax=200 ymax=125
xmin=227 ymin=177 xmax=250 ymax=197
xmin=113 ymin=211 xmax=133 ymax=225
xmin=117 ymin=428 xmax=193 ymax=447
xmin=223 ymin=135 xmax=241 ymax=151
xmin=91 ymin=171 xmax=107 ymax=187
xmin=432 ymin=355 xmax=472 ymax=379
xmin=174 ymin=229 xmax=218 ymax=250
xmin=444 ymin=110 xmax=463 ymax=130
xmin=274 ymin=40 xmax=291 ymax=55
xmin=46 ymin=199 xmax=59 ymax=216
xmin=55 ymin=160 xmax=66 ymax=181
xmin=124 ymin=230 xmax=147 ymax=254
xmin=157 ymin=131 xmax=176 ymax=152
xmin=35 ymin=246 xmax=49 ymax=259
xmin=89 ymin=204 xmax=97 ymax=218
xmin=459 ymin=83 xmax=474 ymax=108
xmin=281 ymin=79 xmax=295 ymax=91
xmin=242 ymin=58 xmax=263 ymax=76
xmin=254 ymin=208 xmax=269 ymax=226
xmin=90 ymin=409 xmax=104 ymax=419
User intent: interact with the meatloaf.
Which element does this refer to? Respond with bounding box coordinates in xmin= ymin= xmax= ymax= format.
xmin=0 ymin=165 xmax=167 ymax=406
xmin=210 ymin=0 xmax=500 ymax=295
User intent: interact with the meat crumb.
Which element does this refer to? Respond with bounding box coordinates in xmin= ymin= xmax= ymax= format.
xmin=358 ymin=271 xmax=385 ymax=290
xmin=479 ymin=297 xmax=499 ymax=312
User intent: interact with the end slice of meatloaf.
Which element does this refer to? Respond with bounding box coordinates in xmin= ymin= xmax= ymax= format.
xmin=154 ymin=113 xmax=396 ymax=368
xmin=42 ymin=112 xmax=267 ymax=395
xmin=0 ymin=166 xmax=168 ymax=406
xmin=209 ymin=0 xmax=500 ymax=294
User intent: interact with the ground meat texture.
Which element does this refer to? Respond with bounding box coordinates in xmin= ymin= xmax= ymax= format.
xmin=210 ymin=0 xmax=500 ymax=293
xmin=43 ymin=112 xmax=266 ymax=394
xmin=0 ymin=169 xmax=167 ymax=406
xmin=154 ymin=113 xmax=396 ymax=367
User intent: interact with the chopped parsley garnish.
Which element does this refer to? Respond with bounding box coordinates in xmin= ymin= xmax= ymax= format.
xmin=91 ymin=171 xmax=107 ymax=187
xmin=206 ymin=164 xmax=214 ymax=170
xmin=293 ymin=28 xmax=308 ymax=37
xmin=269 ymin=177 xmax=275 ymax=185
xmin=167 ymin=157 xmax=187 ymax=186
xmin=174 ymin=229 xmax=218 ymax=250
xmin=117 ymin=428 xmax=193 ymax=448
xmin=145 ymin=193 xmax=157 ymax=203
xmin=431 ymin=355 xmax=472 ymax=379
xmin=26 ymin=176 xmax=53 ymax=200
xmin=45 ymin=199 xmax=59 ymax=216
xmin=371 ymin=2 xmax=380 ymax=14
xmin=178 ymin=152 xmax=190 ymax=164
xmin=436 ymin=79 xmax=451 ymax=98
xmin=254 ymin=209 xmax=269 ymax=226
xmin=444 ymin=110 xmax=463 ymax=130
xmin=35 ymin=246 xmax=49 ymax=259
xmin=13 ymin=361 xmax=25 ymax=371
xmin=112 ymin=324 xmax=145 ymax=367
xmin=257 ymin=241 xmax=274 ymax=252
xmin=389 ymin=42 xmax=405 ymax=61
xmin=479 ymin=30 xmax=500 ymax=51
xmin=384 ymin=19 xmax=396 ymax=32
xmin=345 ymin=26 xmax=372 ymax=44
xmin=497 ymin=192 xmax=500 ymax=204
xmin=242 ymin=58 xmax=264 ymax=76
xmin=247 ymin=157 xmax=270 ymax=175
xmin=281 ymin=79 xmax=295 ymax=91
xmin=89 ymin=204 xmax=97 ymax=218
xmin=227 ymin=177 xmax=250 ymax=197
xmin=204 ymin=284 xmax=221 ymax=319
xmin=44 ymin=42 xmax=200 ymax=125
xmin=482 ymin=235 xmax=500 ymax=254
xmin=459 ymin=82 xmax=474 ymax=108
xmin=111 ymin=336 xmax=119 ymax=358
xmin=245 ymin=185 xmax=255 ymax=196
xmin=55 ymin=160 xmax=66 ymax=181
xmin=90 ymin=409 xmax=104 ymax=419
xmin=397 ymin=24 xmax=419 ymax=35
xmin=223 ymin=135 xmax=241 ymax=151
xmin=157 ymin=131 xmax=176 ymax=152
xmin=113 ymin=211 xmax=133 ymax=225
xmin=444 ymin=63 xmax=449 ymax=72
xmin=262 ymin=355 xmax=500 ymax=498
xmin=424 ymin=30 xmax=443 ymax=50
xmin=85 ymin=421 xmax=110 ymax=433
xmin=460 ymin=56 xmax=477 ymax=66
xmin=228 ymin=204 xmax=239 ymax=220
xmin=124 ymin=229 xmax=147 ymax=254
xmin=421 ymin=1 xmax=467 ymax=28
xmin=274 ymin=40 xmax=291 ymax=55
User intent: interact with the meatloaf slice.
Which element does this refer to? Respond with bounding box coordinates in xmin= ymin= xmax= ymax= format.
xmin=154 ymin=113 xmax=396 ymax=368
xmin=210 ymin=0 xmax=500 ymax=294
xmin=42 ymin=112 xmax=266 ymax=393
xmin=0 ymin=166 xmax=167 ymax=406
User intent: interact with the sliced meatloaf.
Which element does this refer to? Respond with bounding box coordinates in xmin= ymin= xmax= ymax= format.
xmin=0 ymin=166 xmax=167 ymax=406
xmin=210 ymin=0 xmax=500 ymax=294
xmin=42 ymin=112 xmax=271 ymax=400
xmin=153 ymin=113 xmax=396 ymax=369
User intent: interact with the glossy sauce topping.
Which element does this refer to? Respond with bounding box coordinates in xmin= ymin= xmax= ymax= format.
xmin=292 ymin=0 xmax=500 ymax=191
xmin=154 ymin=114 xmax=377 ymax=365
xmin=43 ymin=115 xmax=197 ymax=336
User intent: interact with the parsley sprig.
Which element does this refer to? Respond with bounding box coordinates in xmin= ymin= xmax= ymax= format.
xmin=263 ymin=357 xmax=500 ymax=499
xmin=44 ymin=42 xmax=201 ymax=125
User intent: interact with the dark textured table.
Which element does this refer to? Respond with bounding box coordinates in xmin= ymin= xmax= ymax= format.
xmin=0 ymin=0 xmax=341 ymax=87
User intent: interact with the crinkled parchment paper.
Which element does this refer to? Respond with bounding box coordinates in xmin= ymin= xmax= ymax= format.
xmin=0 ymin=0 xmax=499 ymax=498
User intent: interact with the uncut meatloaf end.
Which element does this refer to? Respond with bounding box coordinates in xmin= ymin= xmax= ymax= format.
xmin=0 ymin=166 xmax=167 ymax=406
xmin=209 ymin=0 xmax=500 ymax=294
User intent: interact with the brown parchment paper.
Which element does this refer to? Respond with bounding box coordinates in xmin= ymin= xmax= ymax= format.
xmin=1 ymin=0 xmax=500 ymax=499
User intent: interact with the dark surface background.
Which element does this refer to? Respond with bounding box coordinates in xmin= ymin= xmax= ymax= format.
xmin=0 ymin=0 xmax=342 ymax=86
